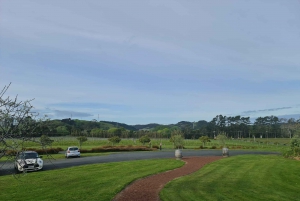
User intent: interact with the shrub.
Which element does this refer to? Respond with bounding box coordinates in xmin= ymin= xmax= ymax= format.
xmin=211 ymin=146 xmax=217 ymax=149
xmin=6 ymin=147 xmax=63 ymax=156
xmin=5 ymin=150 xmax=18 ymax=156
xmin=91 ymin=145 xmax=153 ymax=153
xmin=35 ymin=148 xmax=61 ymax=154
xmin=171 ymin=134 xmax=184 ymax=149
xmin=199 ymin=136 xmax=210 ymax=147
xmin=108 ymin=136 xmax=121 ymax=145
xmin=77 ymin=136 xmax=88 ymax=149
xmin=139 ymin=135 xmax=151 ymax=145
xmin=283 ymin=136 xmax=300 ymax=158
xmin=152 ymin=145 xmax=159 ymax=149
xmin=79 ymin=149 xmax=89 ymax=153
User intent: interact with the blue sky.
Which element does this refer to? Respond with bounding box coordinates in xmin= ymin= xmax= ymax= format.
xmin=1 ymin=0 xmax=300 ymax=125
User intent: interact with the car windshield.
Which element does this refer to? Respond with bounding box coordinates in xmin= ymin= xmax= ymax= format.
xmin=69 ymin=147 xmax=78 ymax=151
xmin=24 ymin=152 xmax=38 ymax=159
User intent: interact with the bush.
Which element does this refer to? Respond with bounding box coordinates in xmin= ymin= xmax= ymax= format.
xmin=35 ymin=148 xmax=62 ymax=154
xmin=152 ymin=145 xmax=159 ymax=149
xmin=91 ymin=145 xmax=154 ymax=153
xmin=5 ymin=150 xmax=18 ymax=156
xmin=211 ymin=146 xmax=217 ymax=149
xmin=139 ymin=135 xmax=151 ymax=145
xmin=79 ymin=149 xmax=89 ymax=153
xmin=108 ymin=136 xmax=121 ymax=145
xmin=6 ymin=147 xmax=63 ymax=156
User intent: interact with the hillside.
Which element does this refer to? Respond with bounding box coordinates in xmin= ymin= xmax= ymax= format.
xmin=133 ymin=123 xmax=161 ymax=130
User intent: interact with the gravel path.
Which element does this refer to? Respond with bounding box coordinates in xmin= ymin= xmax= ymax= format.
xmin=113 ymin=156 xmax=223 ymax=201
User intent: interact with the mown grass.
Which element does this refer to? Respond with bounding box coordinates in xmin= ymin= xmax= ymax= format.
xmin=160 ymin=155 xmax=300 ymax=201
xmin=0 ymin=159 xmax=184 ymax=201
xmin=2 ymin=137 xmax=291 ymax=151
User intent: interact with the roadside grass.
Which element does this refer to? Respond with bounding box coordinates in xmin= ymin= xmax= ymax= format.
xmin=160 ymin=155 xmax=300 ymax=201
xmin=2 ymin=137 xmax=291 ymax=150
xmin=0 ymin=159 xmax=185 ymax=201
xmin=1 ymin=137 xmax=290 ymax=161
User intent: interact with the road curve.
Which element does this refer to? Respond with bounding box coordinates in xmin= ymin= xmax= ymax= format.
xmin=0 ymin=150 xmax=278 ymax=176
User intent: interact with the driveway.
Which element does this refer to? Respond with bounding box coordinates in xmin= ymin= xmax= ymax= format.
xmin=0 ymin=150 xmax=278 ymax=176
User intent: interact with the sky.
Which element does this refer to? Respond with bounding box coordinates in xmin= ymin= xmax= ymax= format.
xmin=1 ymin=0 xmax=300 ymax=125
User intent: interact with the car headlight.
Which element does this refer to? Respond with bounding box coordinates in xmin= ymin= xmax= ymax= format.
xmin=18 ymin=161 xmax=25 ymax=166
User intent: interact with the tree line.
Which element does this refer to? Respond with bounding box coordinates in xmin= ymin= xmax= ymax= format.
xmin=28 ymin=115 xmax=300 ymax=140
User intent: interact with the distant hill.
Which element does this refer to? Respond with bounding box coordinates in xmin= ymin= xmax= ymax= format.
xmin=48 ymin=119 xmax=208 ymax=134
xmin=132 ymin=120 xmax=208 ymax=130
xmin=133 ymin=123 xmax=161 ymax=130
xmin=173 ymin=120 xmax=208 ymax=129
xmin=100 ymin=121 xmax=138 ymax=131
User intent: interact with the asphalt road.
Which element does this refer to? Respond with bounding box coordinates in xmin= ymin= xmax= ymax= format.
xmin=0 ymin=150 xmax=278 ymax=176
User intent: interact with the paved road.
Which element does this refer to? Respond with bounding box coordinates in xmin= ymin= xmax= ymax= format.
xmin=0 ymin=150 xmax=278 ymax=176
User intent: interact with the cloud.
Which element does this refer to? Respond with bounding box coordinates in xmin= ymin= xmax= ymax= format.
xmin=242 ymin=107 xmax=293 ymax=115
xmin=47 ymin=110 xmax=93 ymax=118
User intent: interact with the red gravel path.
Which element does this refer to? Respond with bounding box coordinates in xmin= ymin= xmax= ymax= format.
xmin=113 ymin=156 xmax=223 ymax=201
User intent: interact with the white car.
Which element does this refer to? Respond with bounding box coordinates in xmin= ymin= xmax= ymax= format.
xmin=15 ymin=151 xmax=43 ymax=172
xmin=65 ymin=146 xmax=80 ymax=158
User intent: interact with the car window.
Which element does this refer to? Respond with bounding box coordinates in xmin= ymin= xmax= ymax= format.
xmin=24 ymin=152 xmax=38 ymax=159
xmin=69 ymin=147 xmax=78 ymax=151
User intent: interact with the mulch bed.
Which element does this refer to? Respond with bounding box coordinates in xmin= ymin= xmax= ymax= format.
xmin=113 ymin=156 xmax=223 ymax=201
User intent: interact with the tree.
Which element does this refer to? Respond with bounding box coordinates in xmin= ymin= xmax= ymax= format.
xmin=139 ymin=135 xmax=151 ymax=145
xmin=199 ymin=136 xmax=210 ymax=147
xmin=108 ymin=136 xmax=121 ymax=145
xmin=170 ymin=130 xmax=185 ymax=149
xmin=40 ymin=134 xmax=54 ymax=148
xmin=157 ymin=128 xmax=171 ymax=138
xmin=216 ymin=133 xmax=227 ymax=147
xmin=108 ymin=128 xmax=124 ymax=137
xmin=171 ymin=134 xmax=185 ymax=149
xmin=0 ymin=83 xmax=49 ymax=175
xmin=76 ymin=136 xmax=87 ymax=149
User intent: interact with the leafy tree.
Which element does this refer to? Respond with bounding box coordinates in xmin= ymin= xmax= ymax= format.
xmin=216 ymin=133 xmax=227 ymax=147
xmin=40 ymin=134 xmax=54 ymax=148
xmin=108 ymin=128 xmax=125 ymax=137
xmin=139 ymin=135 xmax=151 ymax=145
xmin=56 ymin=126 xmax=70 ymax=135
xmin=76 ymin=136 xmax=88 ymax=149
xmin=169 ymin=130 xmax=185 ymax=149
xmin=171 ymin=134 xmax=185 ymax=149
xmin=108 ymin=136 xmax=121 ymax=145
xmin=157 ymin=128 xmax=171 ymax=138
xmin=199 ymin=136 xmax=210 ymax=147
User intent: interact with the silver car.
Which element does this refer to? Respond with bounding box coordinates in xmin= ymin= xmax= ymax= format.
xmin=65 ymin=146 xmax=80 ymax=158
xmin=15 ymin=151 xmax=43 ymax=172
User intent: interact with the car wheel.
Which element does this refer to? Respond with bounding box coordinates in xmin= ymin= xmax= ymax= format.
xmin=14 ymin=166 xmax=21 ymax=174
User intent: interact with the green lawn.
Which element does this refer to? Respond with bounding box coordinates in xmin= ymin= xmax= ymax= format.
xmin=160 ymin=155 xmax=300 ymax=201
xmin=0 ymin=158 xmax=184 ymax=201
xmin=2 ymin=137 xmax=291 ymax=151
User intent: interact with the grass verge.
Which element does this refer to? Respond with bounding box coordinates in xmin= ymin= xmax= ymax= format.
xmin=160 ymin=155 xmax=299 ymax=201
xmin=0 ymin=158 xmax=184 ymax=201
